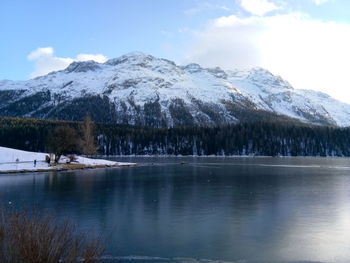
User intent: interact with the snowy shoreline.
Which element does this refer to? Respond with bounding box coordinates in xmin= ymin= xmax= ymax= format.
xmin=0 ymin=146 xmax=136 ymax=174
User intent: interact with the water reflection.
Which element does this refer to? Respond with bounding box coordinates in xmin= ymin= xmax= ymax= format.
xmin=0 ymin=157 xmax=350 ymax=262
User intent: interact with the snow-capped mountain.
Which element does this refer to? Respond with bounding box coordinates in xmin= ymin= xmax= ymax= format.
xmin=1 ymin=52 xmax=350 ymax=127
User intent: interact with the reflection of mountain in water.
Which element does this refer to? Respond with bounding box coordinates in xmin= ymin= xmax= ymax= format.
xmin=0 ymin=157 xmax=349 ymax=262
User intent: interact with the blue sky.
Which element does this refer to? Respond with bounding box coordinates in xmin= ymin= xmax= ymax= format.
xmin=1 ymin=0 xmax=350 ymax=102
xmin=1 ymin=0 xmax=228 ymax=79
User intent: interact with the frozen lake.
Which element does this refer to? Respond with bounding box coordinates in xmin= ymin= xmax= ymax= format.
xmin=1 ymin=157 xmax=350 ymax=263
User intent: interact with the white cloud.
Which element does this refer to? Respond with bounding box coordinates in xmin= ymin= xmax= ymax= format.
xmin=184 ymin=2 xmax=231 ymax=16
xmin=240 ymin=0 xmax=280 ymax=16
xmin=311 ymin=0 xmax=331 ymax=5
xmin=184 ymin=12 xmax=350 ymax=103
xmin=27 ymin=47 xmax=107 ymax=78
xmin=75 ymin=53 xmax=107 ymax=63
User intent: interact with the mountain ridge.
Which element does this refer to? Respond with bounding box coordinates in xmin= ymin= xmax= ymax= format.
xmin=1 ymin=51 xmax=349 ymax=127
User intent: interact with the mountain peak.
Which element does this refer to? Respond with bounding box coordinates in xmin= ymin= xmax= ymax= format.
xmin=182 ymin=63 xmax=203 ymax=73
xmin=248 ymin=67 xmax=274 ymax=77
xmin=123 ymin=51 xmax=152 ymax=59
xmin=105 ymin=51 xmax=156 ymax=66
xmin=65 ymin=60 xmax=101 ymax=73
xmin=245 ymin=67 xmax=292 ymax=89
xmin=1 ymin=52 xmax=349 ymax=127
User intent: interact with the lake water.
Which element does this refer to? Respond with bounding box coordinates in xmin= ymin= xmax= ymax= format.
xmin=1 ymin=157 xmax=350 ymax=263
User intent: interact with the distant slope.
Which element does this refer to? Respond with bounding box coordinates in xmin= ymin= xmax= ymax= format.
xmin=1 ymin=52 xmax=350 ymax=127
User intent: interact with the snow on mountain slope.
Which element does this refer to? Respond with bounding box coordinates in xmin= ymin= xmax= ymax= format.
xmin=0 ymin=52 xmax=349 ymax=127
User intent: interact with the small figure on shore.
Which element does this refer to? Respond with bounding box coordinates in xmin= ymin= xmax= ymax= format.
xmin=34 ymin=159 xmax=37 ymax=167
xmin=15 ymin=158 xmax=19 ymax=163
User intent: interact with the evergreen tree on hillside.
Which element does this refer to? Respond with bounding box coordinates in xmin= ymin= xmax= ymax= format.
xmin=1 ymin=116 xmax=350 ymax=157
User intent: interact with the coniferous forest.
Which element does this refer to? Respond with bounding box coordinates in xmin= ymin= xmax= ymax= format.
xmin=1 ymin=116 xmax=350 ymax=157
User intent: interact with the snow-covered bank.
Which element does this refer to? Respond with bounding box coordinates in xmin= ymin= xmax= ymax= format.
xmin=0 ymin=146 xmax=136 ymax=174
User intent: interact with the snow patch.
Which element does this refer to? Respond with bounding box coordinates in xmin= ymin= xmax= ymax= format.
xmin=0 ymin=146 xmax=135 ymax=173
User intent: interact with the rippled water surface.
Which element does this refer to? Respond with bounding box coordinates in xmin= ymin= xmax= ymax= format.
xmin=1 ymin=157 xmax=350 ymax=263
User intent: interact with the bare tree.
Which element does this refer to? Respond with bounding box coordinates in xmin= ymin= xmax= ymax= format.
xmin=0 ymin=208 xmax=103 ymax=263
xmin=47 ymin=126 xmax=81 ymax=163
xmin=81 ymin=114 xmax=97 ymax=156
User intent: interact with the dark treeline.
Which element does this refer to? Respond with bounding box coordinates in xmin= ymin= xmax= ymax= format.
xmin=1 ymin=116 xmax=350 ymax=157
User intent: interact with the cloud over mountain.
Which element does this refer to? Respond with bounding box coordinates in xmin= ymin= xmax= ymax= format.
xmin=184 ymin=9 xmax=350 ymax=103
xmin=27 ymin=47 xmax=107 ymax=78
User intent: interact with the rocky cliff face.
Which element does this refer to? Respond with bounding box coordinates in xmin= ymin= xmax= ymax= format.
xmin=1 ymin=52 xmax=349 ymax=127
